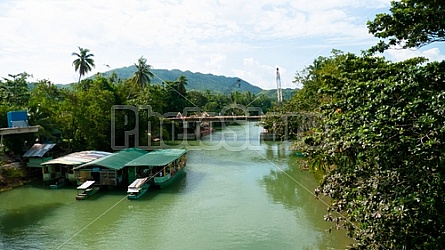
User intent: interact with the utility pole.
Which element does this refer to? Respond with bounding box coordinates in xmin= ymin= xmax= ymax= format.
xmin=276 ymin=68 xmax=283 ymax=104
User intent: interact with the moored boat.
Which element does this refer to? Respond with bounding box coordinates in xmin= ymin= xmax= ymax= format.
xmin=125 ymin=149 xmax=187 ymax=189
xmin=127 ymin=177 xmax=150 ymax=200
xmin=153 ymin=162 xmax=186 ymax=189
xmin=41 ymin=151 xmax=112 ymax=188
xmin=75 ymin=180 xmax=100 ymax=200
xmin=295 ymin=152 xmax=306 ymax=157
xmin=49 ymin=177 xmax=67 ymax=189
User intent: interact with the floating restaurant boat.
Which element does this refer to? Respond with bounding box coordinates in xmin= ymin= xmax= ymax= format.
xmin=126 ymin=149 xmax=187 ymax=191
xmin=75 ymin=180 xmax=100 ymax=200
xmin=41 ymin=151 xmax=112 ymax=188
xmin=127 ymin=177 xmax=150 ymax=200
xmin=73 ymin=148 xmax=147 ymax=187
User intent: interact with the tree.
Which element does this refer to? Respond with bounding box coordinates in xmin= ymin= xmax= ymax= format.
xmin=59 ymin=76 xmax=116 ymax=151
xmin=368 ymin=0 xmax=445 ymax=53
xmin=28 ymin=79 xmax=62 ymax=142
xmin=202 ymin=91 xmax=228 ymax=113
xmin=299 ymin=53 xmax=445 ymax=249
xmin=131 ymin=56 xmax=154 ymax=89
xmin=164 ymin=76 xmax=188 ymax=112
xmin=187 ymin=90 xmax=209 ymax=110
xmin=71 ymin=47 xmax=95 ymax=83
xmin=0 ymin=72 xmax=31 ymax=107
xmin=173 ymin=75 xmax=187 ymax=95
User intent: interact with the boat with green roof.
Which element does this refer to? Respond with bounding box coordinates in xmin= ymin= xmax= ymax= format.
xmin=73 ymin=148 xmax=148 ymax=199
xmin=125 ymin=149 xmax=187 ymax=195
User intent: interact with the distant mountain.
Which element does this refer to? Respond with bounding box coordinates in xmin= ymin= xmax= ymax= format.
xmin=101 ymin=66 xmax=263 ymax=94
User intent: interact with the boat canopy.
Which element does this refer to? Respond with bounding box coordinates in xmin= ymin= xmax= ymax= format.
xmin=125 ymin=149 xmax=187 ymax=167
xmin=42 ymin=151 xmax=112 ymax=166
xmin=77 ymin=180 xmax=95 ymax=190
xmin=128 ymin=177 xmax=149 ymax=189
xmin=74 ymin=148 xmax=147 ymax=170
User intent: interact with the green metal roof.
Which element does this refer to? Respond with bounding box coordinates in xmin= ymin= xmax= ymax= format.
xmin=74 ymin=148 xmax=147 ymax=170
xmin=125 ymin=149 xmax=187 ymax=167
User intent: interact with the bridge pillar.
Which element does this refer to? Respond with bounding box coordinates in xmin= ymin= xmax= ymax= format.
xmin=171 ymin=122 xmax=175 ymax=140
xmin=194 ymin=122 xmax=201 ymax=139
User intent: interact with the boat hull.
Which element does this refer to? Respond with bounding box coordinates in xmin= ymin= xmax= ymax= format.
xmin=49 ymin=181 xmax=66 ymax=189
xmin=47 ymin=177 xmax=68 ymax=189
xmin=127 ymin=185 xmax=150 ymax=200
xmin=153 ymin=165 xmax=186 ymax=189
xmin=76 ymin=187 xmax=100 ymax=200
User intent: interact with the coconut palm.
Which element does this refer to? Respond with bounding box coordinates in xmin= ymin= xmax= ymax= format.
xmin=174 ymin=75 xmax=188 ymax=95
xmin=131 ymin=56 xmax=154 ymax=88
xmin=72 ymin=47 xmax=95 ymax=83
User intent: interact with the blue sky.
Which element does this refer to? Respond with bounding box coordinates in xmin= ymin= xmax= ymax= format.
xmin=1 ymin=0 xmax=444 ymax=90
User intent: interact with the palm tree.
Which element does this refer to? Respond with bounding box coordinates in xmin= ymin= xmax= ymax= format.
xmin=131 ymin=56 xmax=154 ymax=88
xmin=174 ymin=75 xmax=188 ymax=95
xmin=72 ymin=47 xmax=95 ymax=83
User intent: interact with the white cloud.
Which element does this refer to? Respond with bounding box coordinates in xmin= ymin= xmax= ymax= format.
xmin=2 ymin=0 xmax=441 ymax=92
xmin=205 ymin=54 xmax=227 ymax=71
xmin=230 ymin=57 xmax=293 ymax=90
xmin=386 ymin=48 xmax=445 ymax=63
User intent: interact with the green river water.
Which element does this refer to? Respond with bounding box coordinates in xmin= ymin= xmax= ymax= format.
xmin=0 ymin=122 xmax=351 ymax=250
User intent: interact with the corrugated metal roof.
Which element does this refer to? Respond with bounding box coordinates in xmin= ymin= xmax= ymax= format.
xmin=75 ymin=148 xmax=148 ymax=170
xmin=41 ymin=151 xmax=112 ymax=166
xmin=23 ymin=143 xmax=57 ymax=158
xmin=125 ymin=149 xmax=187 ymax=167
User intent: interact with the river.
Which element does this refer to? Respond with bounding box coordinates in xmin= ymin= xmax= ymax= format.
xmin=0 ymin=122 xmax=351 ymax=249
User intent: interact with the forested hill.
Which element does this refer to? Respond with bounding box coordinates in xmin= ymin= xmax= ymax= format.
xmin=101 ymin=66 xmax=263 ymax=94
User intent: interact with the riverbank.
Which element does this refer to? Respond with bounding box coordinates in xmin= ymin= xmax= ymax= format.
xmin=0 ymin=180 xmax=28 ymax=192
xmin=0 ymin=153 xmax=30 ymax=192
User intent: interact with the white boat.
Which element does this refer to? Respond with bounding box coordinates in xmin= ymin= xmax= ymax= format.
xmin=75 ymin=180 xmax=100 ymax=200
xmin=127 ymin=177 xmax=150 ymax=200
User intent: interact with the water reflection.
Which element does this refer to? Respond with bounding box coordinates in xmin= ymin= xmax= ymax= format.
xmin=259 ymin=144 xmax=352 ymax=249
xmin=262 ymin=169 xmax=302 ymax=209
xmin=0 ymin=203 xmax=63 ymax=235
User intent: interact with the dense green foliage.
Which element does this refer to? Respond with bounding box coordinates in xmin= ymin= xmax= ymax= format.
xmin=270 ymin=50 xmax=445 ymax=249
xmin=265 ymin=1 xmax=445 ymax=248
xmin=0 ymin=73 xmax=31 ymax=108
xmin=310 ymin=54 xmax=445 ymax=249
xmin=0 ymin=61 xmax=275 ymax=154
xmin=368 ymin=0 xmax=445 ymax=52
xmin=259 ymin=88 xmax=296 ymax=102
